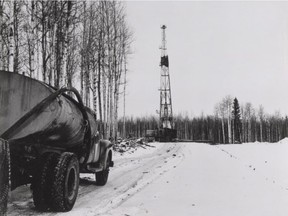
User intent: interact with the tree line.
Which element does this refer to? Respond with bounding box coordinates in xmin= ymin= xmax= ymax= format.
xmin=0 ymin=0 xmax=132 ymax=140
xmin=118 ymin=96 xmax=288 ymax=144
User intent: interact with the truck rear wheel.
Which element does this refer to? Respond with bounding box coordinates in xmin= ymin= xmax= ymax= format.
xmin=33 ymin=153 xmax=59 ymax=210
xmin=95 ymin=154 xmax=111 ymax=186
xmin=50 ymin=152 xmax=79 ymax=211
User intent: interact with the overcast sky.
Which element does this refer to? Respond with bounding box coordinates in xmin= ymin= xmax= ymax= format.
xmin=120 ymin=1 xmax=288 ymax=118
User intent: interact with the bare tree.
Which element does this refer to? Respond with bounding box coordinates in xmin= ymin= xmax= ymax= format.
xmin=218 ymin=102 xmax=226 ymax=144
xmin=258 ymin=105 xmax=264 ymax=142
xmin=12 ymin=1 xmax=22 ymax=73
xmin=0 ymin=0 xmax=12 ymax=71
xmin=224 ymin=95 xmax=233 ymax=144
xmin=243 ymin=102 xmax=253 ymax=142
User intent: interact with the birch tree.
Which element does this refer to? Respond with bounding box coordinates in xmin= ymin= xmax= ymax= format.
xmin=258 ymin=105 xmax=264 ymax=142
xmin=224 ymin=95 xmax=233 ymax=144
xmin=12 ymin=1 xmax=22 ymax=73
xmin=0 ymin=0 xmax=11 ymax=71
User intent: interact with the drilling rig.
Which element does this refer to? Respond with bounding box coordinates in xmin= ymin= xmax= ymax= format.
xmin=156 ymin=25 xmax=177 ymax=142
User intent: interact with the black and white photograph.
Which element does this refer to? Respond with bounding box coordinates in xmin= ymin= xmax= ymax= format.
xmin=1 ymin=0 xmax=288 ymax=215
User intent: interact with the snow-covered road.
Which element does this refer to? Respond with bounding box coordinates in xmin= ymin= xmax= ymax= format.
xmin=7 ymin=142 xmax=184 ymax=216
xmin=7 ymin=141 xmax=288 ymax=216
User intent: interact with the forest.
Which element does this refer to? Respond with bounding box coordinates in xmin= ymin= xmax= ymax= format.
xmin=0 ymin=0 xmax=132 ymax=140
xmin=119 ymin=96 xmax=288 ymax=144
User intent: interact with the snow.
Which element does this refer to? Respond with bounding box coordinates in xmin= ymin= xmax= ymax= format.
xmin=7 ymin=142 xmax=183 ymax=216
xmin=104 ymin=141 xmax=288 ymax=216
xmin=113 ymin=142 xmax=165 ymax=159
xmin=7 ymin=140 xmax=288 ymax=216
xmin=278 ymin=137 xmax=288 ymax=144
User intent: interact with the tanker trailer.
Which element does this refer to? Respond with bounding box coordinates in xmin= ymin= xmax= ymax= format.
xmin=0 ymin=71 xmax=114 ymax=212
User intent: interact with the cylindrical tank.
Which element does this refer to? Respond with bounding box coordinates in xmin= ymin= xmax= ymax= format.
xmin=0 ymin=71 xmax=97 ymax=150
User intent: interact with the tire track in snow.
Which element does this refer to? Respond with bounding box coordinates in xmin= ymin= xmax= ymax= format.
xmin=67 ymin=143 xmax=184 ymax=216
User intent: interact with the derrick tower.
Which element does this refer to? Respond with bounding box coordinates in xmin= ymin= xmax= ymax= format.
xmin=156 ymin=25 xmax=177 ymax=142
xmin=159 ymin=25 xmax=174 ymax=130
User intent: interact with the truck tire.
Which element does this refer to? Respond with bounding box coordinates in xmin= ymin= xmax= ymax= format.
xmin=0 ymin=139 xmax=10 ymax=215
xmin=95 ymin=153 xmax=111 ymax=186
xmin=33 ymin=153 xmax=60 ymax=210
xmin=50 ymin=152 xmax=79 ymax=211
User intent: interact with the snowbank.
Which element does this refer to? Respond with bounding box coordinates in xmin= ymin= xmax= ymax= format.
xmin=113 ymin=142 xmax=165 ymax=159
xmin=278 ymin=137 xmax=288 ymax=144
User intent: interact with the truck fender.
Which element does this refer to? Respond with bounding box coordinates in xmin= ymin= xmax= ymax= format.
xmin=99 ymin=140 xmax=113 ymax=169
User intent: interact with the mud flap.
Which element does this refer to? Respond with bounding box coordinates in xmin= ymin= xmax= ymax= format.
xmin=0 ymin=139 xmax=10 ymax=216
xmin=109 ymin=160 xmax=114 ymax=167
